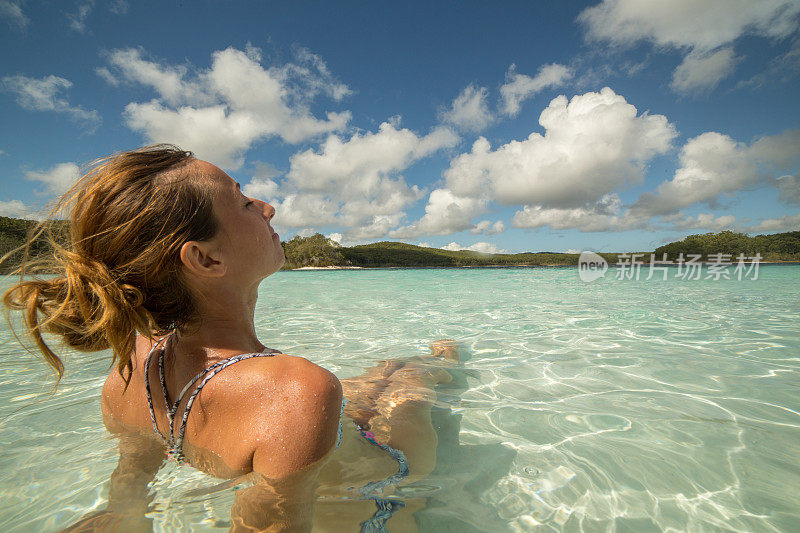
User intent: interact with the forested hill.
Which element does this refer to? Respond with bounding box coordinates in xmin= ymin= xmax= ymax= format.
xmin=281 ymin=234 xmax=615 ymax=269
xmin=653 ymin=230 xmax=800 ymax=261
xmin=0 ymin=216 xmax=65 ymax=269
xmin=1 ymin=216 xmax=798 ymax=271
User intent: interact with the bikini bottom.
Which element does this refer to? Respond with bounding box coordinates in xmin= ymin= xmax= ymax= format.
xmin=355 ymin=426 xmax=410 ymax=533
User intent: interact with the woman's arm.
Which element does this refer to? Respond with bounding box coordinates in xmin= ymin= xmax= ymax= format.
xmin=107 ymin=430 xmax=165 ymax=515
xmin=63 ymin=429 xmax=164 ymax=532
xmin=229 ymin=465 xmax=323 ymax=533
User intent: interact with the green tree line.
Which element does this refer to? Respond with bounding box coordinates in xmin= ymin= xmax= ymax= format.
xmin=654 ymin=230 xmax=800 ymax=261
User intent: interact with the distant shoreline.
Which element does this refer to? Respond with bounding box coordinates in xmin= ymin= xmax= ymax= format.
xmin=284 ymin=261 xmax=800 ymax=271
xmin=292 ymin=266 xmax=366 ymax=270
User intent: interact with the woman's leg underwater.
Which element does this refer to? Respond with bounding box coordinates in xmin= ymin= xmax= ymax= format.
xmin=351 ymin=340 xmax=461 ymax=483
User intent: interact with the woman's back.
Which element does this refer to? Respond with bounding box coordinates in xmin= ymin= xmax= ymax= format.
xmin=101 ymin=334 xmax=343 ymax=479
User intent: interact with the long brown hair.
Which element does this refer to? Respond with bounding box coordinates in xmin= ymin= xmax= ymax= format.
xmin=2 ymin=144 xmax=219 ymax=387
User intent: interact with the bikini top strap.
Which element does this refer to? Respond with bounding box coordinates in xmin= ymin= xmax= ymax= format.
xmin=157 ymin=332 xmax=185 ymax=443
xmin=172 ymin=350 xmax=281 ymax=456
xmin=145 ymin=332 xmax=282 ymax=460
xmin=144 ymin=333 xmax=172 ymax=443
xmin=157 ymin=347 xmax=259 ymax=442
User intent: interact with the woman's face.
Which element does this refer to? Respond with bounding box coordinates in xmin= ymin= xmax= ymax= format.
xmin=195 ymin=160 xmax=285 ymax=281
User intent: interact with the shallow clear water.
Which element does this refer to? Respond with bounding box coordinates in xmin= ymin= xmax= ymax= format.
xmin=1 ymin=266 xmax=799 ymax=532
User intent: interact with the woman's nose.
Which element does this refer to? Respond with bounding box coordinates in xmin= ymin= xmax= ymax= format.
xmin=261 ymin=201 xmax=275 ymax=221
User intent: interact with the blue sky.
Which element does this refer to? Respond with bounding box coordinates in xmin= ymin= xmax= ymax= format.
xmin=1 ymin=0 xmax=799 ymax=253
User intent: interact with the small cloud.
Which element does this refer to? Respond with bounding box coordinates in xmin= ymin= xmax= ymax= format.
xmin=441 ymin=241 xmax=507 ymax=254
xmin=742 ymin=213 xmax=800 ymax=233
xmin=243 ymin=161 xmax=282 ymax=201
xmin=670 ymin=47 xmax=738 ymax=95
xmin=739 ymin=38 xmax=800 ymax=89
xmin=499 ymin=63 xmax=572 ymax=116
xmin=108 ymin=0 xmax=127 ymax=15
xmin=470 ymin=219 xmax=505 ymax=235
xmin=252 ymin=161 xmax=281 ymax=180
xmin=243 ymin=177 xmax=278 ymax=201
xmin=67 ymin=0 xmax=94 ymax=34
xmin=439 ymin=84 xmax=494 ymax=132
xmin=566 ymin=249 xmax=580 ymax=254
xmin=280 ymin=45 xmax=353 ymax=103
xmin=0 ymin=199 xmax=35 ymax=218
xmin=326 ymin=232 xmax=342 ymax=243
xmin=0 ymin=0 xmax=29 ymax=30
xmin=665 ymin=212 xmax=737 ymax=231
xmin=2 ymin=74 xmax=100 ymax=130
xmin=95 ymin=67 xmax=119 ymax=86
xmin=25 ymin=162 xmax=81 ymax=195
xmin=777 ymin=173 xmax=800 ymax=205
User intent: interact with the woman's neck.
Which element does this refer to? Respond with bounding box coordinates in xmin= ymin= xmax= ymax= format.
xmin=174 ymin=283 xmax=265 ymax=361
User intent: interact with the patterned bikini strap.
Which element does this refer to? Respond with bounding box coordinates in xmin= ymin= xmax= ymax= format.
xmin=144 ymin=332 xmax=282 ymax=462
xmin=171 ymin=351 xmax=281 ymax=459
xmin=144 ymin=332 xmax=173 ymax=443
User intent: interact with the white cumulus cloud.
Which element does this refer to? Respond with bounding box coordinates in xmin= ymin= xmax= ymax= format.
xmin=389 ymin=188 xmax=486 ymax=239
xmin=445 ymin=87 xmax=676 ymax=208
xmin=102 ymin=46 xmax=352 ymax=169
xmin=578 ymin=0 xmax=799 ymax=51
xmin=269 ymin=193 xmax=339 ymax=229
xmin=268 ymin=122 xmax=458 ymax=240
xmin=511 ymin=193 xmax=646 ymax=232
xmin=578 ymin=0 xmax=800 ymax=94
xmin=632 ymin=129 xmax=800 ymax=216
xmin=500 ymin=63 xmax=572 ymax=116
xmin=286 ymin=122 xmax=457 ymax=197
xmin=396 ymin=87 xmax=674 ymax=237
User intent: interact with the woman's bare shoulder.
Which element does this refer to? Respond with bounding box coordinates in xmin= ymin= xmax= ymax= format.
xmin=225 ymin=353 xmax=343 ymax=477
xmin=226 ymin=352 xmax=341 ymax=405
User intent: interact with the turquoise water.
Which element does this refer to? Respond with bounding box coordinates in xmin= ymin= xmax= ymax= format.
xmin=1 ymin=265 xmax=799 ymax=531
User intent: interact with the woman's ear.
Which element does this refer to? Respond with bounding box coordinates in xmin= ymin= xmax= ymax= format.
xmin=180 ymin=240 xmax=227 ymax=278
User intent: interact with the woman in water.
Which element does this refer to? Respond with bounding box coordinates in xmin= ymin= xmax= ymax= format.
xmin=3 ymin=144 xmax=461 ymax=532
